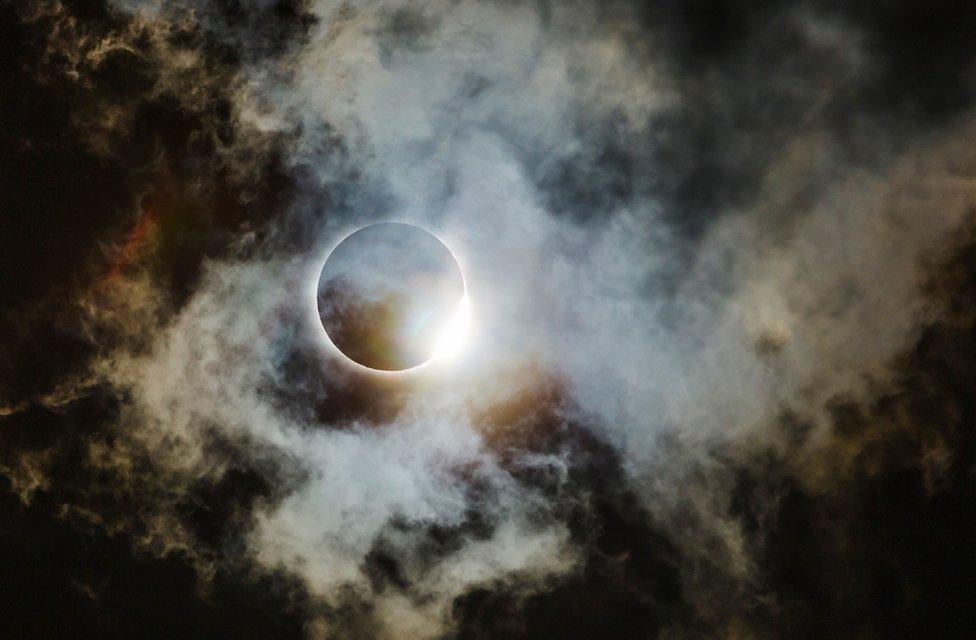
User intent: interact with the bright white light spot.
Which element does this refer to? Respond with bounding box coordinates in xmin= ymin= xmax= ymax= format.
xmin=432 ymin=295 xmax=471 ymax=361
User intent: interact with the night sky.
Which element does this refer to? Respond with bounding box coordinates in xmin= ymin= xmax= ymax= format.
xmin=4 ymin=1 xmax=976 ymax=638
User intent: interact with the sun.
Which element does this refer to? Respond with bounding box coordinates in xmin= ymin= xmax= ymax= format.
xmin=316 ymin=222 xmax=470 ymax=373
xmin=431 ymin=294 xmax=471 ymax=362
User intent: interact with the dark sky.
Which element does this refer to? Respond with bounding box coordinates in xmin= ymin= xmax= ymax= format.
xmin=3 ymin=1 xmax=976 ymax=638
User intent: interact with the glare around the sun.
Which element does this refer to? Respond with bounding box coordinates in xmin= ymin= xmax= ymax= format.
xmin=431 ymin=295 xmax=471 ymax=362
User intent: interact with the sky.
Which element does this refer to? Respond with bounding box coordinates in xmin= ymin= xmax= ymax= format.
xmin=3 ymin=0 xmax=976 ymax=638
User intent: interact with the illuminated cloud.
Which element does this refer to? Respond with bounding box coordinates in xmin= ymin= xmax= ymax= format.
xmin=3 ymin=0 xmax=976 ymax=637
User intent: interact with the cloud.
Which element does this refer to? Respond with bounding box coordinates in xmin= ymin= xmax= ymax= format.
xmin=5 ymin=0 xmax=976 ymax=637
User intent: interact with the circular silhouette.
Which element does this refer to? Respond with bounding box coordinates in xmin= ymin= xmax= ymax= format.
xmin=317 ymin=222 xmax=466 ymax=371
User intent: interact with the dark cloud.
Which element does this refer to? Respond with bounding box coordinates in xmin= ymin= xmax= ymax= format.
xmin=0 ymin=1 xmax=309 ymax=634
xmin=524 ymin=0 xmax=976 ymax=239
xmin=0 ymin=477 xmax=308 ymax=639
xmin=450 ymin=388 xmax=689 ymax=639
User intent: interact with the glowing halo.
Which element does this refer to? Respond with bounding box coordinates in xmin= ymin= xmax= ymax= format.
xmin=313 ymin=222 xmax=469 ymax=374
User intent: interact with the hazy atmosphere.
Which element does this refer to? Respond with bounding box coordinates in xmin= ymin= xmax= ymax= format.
xmin=3 ymin=1 xmax=976 ymax=638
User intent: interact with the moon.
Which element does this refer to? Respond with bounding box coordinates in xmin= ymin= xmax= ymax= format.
xmin=317 ymin=222 xmax=469 ymax=372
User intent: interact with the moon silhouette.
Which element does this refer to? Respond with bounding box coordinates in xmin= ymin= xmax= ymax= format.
xmin=317 ymin=222 xmax=467 ymax=372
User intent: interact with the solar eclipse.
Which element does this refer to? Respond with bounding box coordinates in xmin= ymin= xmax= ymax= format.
xmin=316 ymin=222 xmax=469 ymax=372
